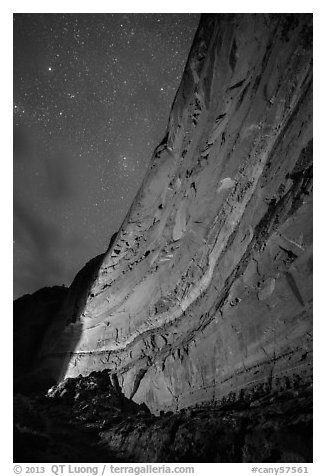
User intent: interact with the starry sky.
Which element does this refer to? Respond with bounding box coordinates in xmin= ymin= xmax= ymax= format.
xmin=13 ymin=13 xmax=199 ymax=299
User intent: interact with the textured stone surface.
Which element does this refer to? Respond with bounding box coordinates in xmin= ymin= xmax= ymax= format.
xmin=14 ymin=371 xmax=312 ymax=463
xmin=35 ymin=14 xmax=313 ymax=415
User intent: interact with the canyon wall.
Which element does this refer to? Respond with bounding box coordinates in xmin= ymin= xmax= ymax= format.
xmin=37 ymin=14 xmax=313 ymax=414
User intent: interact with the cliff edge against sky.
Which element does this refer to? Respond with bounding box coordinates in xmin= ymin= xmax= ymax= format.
xmin=17 ymin=14 xmax=312 ymax=418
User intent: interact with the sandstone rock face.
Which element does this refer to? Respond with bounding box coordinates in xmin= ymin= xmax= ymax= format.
xmin=38 ymin=14 xmax=313 ymax=414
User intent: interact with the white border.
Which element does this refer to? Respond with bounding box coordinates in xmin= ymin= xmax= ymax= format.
xmin=4 ymin=3 xmax=324 ymax=473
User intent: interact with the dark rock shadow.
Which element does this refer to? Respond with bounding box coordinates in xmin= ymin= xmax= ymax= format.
xmin=13 ymin=286 xmax=68 ymax=393
xmin=13 ymin=233 xmax=118 ymax=395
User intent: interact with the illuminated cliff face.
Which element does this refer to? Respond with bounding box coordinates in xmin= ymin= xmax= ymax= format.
xmin=38 ymin=14 xmax=312 ymax=414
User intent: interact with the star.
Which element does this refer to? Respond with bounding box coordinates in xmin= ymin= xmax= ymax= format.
xmin=13 ymin=12 xmax=200 ymax=298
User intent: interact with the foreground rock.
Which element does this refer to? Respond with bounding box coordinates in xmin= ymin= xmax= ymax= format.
xmin=14 ymin=370 xmax=312 ymax=463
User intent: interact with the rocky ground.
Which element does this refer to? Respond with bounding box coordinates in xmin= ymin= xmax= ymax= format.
xmin=14 ymin=370 xmax=312 ymax=463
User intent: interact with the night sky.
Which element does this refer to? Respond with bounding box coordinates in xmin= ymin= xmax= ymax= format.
xmin=13 ymin=13 xmax=199 ymax=299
